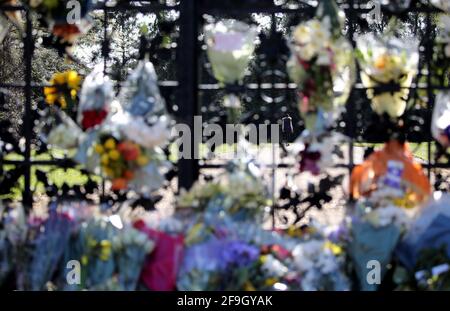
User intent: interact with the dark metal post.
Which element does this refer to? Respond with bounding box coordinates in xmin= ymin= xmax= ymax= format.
xmin=176 ymin=0 xmax=199 ymax=191
xmin=22 ymin=9 xmax=33 ymax=208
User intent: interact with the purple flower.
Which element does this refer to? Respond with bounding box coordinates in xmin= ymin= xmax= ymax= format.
xmin=299 ymin=145 xmax=321 ymax=175
xmin=220 ymin=240 xmax=259 ymax=268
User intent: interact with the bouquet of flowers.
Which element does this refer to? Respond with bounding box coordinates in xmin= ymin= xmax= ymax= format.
xmin=287 ymin=0 xmax=355 ymax=134
xmin=61 ymin=215 xmax=117 ymax=290
xmin=18 ymin=204 xmax=74 ymax=290
xmin=44 ymin=70 xmax=82 ymax=110
xmin=78 ymin=64 xmax=113 ymax=131
xmin=93 ymin=133 xmax=151 ymax=191
xmin=204 ymin=19 xmax=258 ymax=111
xmin=178 ymin=159 xmax=269 ymax=221
xmin=292 ymin=239 xmax=350 ymax=291
xmin=178 ymin=236 xmax=261 ymax=291
xmin=112 ymin=225 xmax=155 ymax=290
xmin=356 ymin=30 xmax=419 ymax=118
xmin=0 ymin=204 xmax=27 ymax=287
xmin=431 ymin=91 xmax=450 ymax=148
xmin=293 ymin=132 xmax=346 ymax=175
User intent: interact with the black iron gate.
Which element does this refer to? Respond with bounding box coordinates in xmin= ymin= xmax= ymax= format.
xmin=0 ymin=0 xmax=449 ymax=210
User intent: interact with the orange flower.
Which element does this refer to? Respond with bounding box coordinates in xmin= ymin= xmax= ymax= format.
xmin=117 ymin=141 xmax=140 ymax=161
xmin=111 ymin=178 xmax=128 ymax=191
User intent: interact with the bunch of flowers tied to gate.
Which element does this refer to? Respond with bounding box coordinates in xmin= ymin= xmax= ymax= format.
xmin=44 ymin=70 xmax=81 ymax=109
xmin=287 ymin=0 xmax=355 ymax=133
xmin=94 ymin=135 xmax=150 ymax=191
xmin=356 ymin=28 xmax=419 ymax=119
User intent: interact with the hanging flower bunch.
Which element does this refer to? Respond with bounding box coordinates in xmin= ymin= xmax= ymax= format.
xmin=204 ymin=19 xmax=258 ymax=113
xmin=94 ymin=135 xmax=150 ymax=191
xmin=78 ymin=64 xmax=113 ymax=131
xmin=356 ymin=31 xmax=419 ymax=119
xmin=44 ymin=70 xmax=81 ymax=109
xmin=287 ymin=0 xmax=355 ymax=133
xmin=28 ymin=0 xmax=92 ymax=46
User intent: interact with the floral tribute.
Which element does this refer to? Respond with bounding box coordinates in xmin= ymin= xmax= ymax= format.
xmin=204 ymin=19 xmax=258 ymax=115
xmin=94 ymin=135 xmax=150 ymax=191
xmin=287 ymin=0 xmax=355 ymax=134
xmin=44 ymin=70 xmax=81 ymax=110
xmin=356 ymin=27 xmax=419 ymax=119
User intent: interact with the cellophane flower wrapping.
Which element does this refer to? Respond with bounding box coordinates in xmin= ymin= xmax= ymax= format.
xmin=112 ymin=225 xmax=155 ymax=290
xmin=438 ymin=15 xmax=450 ymax=57
xmin=78 ymin=64 xmax=113 ymax=131
xmin=287 ymin=2 xmax=355 ymax=133
xmin=356 ymin=33 xmax=419 ymax=118
xmin=46 ymin=110 xmax=84 ymax=149
xmin=18 ymin=204 xmax=74 ymax=290
xmin=431 ymin=91 xmax=450 ymax=147
xmin=204 ymin=19 xmax=257 ymax=85
xmin=117 ymin=60 xmax=171 ymax=149
xmin=61 ymin=215 xmax=117 ymax=290
xmin=396 ymin=193 xmax=450 ymax=271
xmin=134 ymin=220 xmax=184 ymax=291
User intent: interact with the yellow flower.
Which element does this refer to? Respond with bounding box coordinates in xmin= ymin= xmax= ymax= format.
xmin=81 ymin=255 xmax=89 ymax=266
xmin=45 ymin=93 xmax=58 ymax=105
xmin=264 ymin=278 xmax=277 ymax=287
xmin=101 ymin=154 xmax=109 ymax=165
xmin=244 ymin=282 xmax=256 ymax=291
xmin=136 ymin=155 xmax=149 ymax=166
xmin=53 ymin=72 xmax=66 ymax=85
xmin=94 ymin=144 xmax=105 ymax=154
xmin=66 ymin=70 xmax=81 ymax=90
xmin=70 ymin=89 xmax=77 ymax=99
xmin=99 ymin=240 xmax=112 ymax=261
xmin=324 ymin=241 xmax=342 ymax=256
xmin=108 ymin=149 xmax=121 ymax=161
xmin=259 ymin=255 xmax=268 ymax=264
xmin=43 ymin=86 xmax=56 ymax=96
xmin=104 ymin=138 xmax=116 ymax=150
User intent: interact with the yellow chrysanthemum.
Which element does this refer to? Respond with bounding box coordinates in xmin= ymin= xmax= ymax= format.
xmin=94 ymin=144 xmax=105 ymax=154
xmin=45 ymin=93 xmax=58 ymax=105
xmin=53 ymin=72 xmax=66 ymax=85
xmin=264 ymin=278 xmax=277 ymax=287
xmin=101 ymin=154 xmax=109 ymax=165
xmin=104 ymin=138 xmax=116 ymax=150
xmin=66 ymin=70 xmax=81 ymax=89
xmin=108 ymin=149 xmax=121 ymax=161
